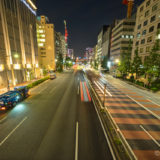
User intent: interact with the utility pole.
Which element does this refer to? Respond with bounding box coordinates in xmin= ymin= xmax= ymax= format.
xmin=103 ymin=84 xmax=107 ymax=107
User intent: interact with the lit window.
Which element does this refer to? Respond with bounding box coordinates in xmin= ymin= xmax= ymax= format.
xmin=121 ymin=35 xmax=124 ymax=38
xmin=39 ymin=30 xmax=44 ymax=33
xmin=130 ymin=35 xmax=133 ymax=39
xmin=126 ymin=35 xmax=129 ymax=38
xmin=40 ymin=39 xmax=45 ymax=42
xmin=41 ymin=34 xmax=45 ymax=37
xmin=38 ymin=43 xmax=44 ymax=47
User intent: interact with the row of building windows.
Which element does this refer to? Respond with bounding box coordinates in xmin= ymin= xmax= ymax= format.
xmin=135 ymin=35 xmax=153 ymax=46
xmin=138 ymin=15 xmax=156 ymax=30
xmin=139 ymin=45 xmax=152 ymax=54
xmin=136 ymin=23 xmax=160 ymax=38
xmin=112 ymin=28 xmax=134 ymax=37
xmin=140 ymin=0 xmax=158 ymax=12
xmin=113 ymin=21 xmax=135 ymax=32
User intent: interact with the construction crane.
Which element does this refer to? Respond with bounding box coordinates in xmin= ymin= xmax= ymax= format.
xmin=122 ymin=0 xmax=134 ymax=18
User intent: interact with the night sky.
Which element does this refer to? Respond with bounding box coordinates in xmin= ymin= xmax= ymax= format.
xmin=37 ymin=0 xmax=144 ymax=57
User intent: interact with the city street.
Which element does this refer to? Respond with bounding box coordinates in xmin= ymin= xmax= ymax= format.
xmin=0 ymin=70 xmax=113 ymax=160
xmin=86 ymin=70 xmax=160 ymax=160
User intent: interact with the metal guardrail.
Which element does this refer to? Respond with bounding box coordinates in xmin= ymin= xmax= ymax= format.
xmin=84 ymin=74 xmax=137 ymax=160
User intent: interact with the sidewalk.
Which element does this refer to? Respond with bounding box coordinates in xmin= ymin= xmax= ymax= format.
xmin=0 ymin=78 xmax=43 ymax=95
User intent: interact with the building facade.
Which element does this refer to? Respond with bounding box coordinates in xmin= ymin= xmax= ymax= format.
xmin=37 ymin=15 xmax=56 ymax=71
xmin=110 ymin=18 xmax=135 ymax=62
xmin=132 ymin=0 xmax=160 ymax=61
xmin=0 ymin=0 xmax=38 ymax=89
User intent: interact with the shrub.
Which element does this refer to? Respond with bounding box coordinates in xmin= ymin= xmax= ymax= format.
xmin=151 ymin=87 xmax=159 ymax=92
xmin=27 ymin=77 xmax=49 ymax=89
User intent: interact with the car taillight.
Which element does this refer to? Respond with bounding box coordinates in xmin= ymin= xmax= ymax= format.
xmin=8 ymin=102 xmax=12 ymax=105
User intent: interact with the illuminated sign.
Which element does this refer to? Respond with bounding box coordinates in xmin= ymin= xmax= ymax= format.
xmin=20 ymin=0 xmax=36 ymax=15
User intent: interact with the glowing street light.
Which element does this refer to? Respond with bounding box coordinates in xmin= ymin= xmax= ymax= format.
xmin=115 ymin=59 xmax=120 ymax=63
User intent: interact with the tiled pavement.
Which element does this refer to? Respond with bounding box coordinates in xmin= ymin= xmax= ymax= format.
xmin=91 ymin=76 xmax=160 ymax=160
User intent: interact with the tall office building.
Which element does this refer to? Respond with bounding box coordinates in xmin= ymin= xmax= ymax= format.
xmin=0 ymin=0 xmax=38 ymax=89
xmin=37 ymin=15 xmax=56 ymax=71
xmin=132 ymin=0 xmax=160 ymax=62
xmin=110 ymin=18 xmax=135 ymax=62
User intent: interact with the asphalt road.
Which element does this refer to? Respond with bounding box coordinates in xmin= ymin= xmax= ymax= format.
xmin=0 ymin=70 xmax=113 ymax=160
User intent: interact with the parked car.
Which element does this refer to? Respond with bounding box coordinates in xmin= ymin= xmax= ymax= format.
xmin=14 ymin=86 xmax=29 ymax=99
xmin=0 ymin=91 xmax=22 ymax=111
xmin=49 ymin=70 xmax=56 ymax=80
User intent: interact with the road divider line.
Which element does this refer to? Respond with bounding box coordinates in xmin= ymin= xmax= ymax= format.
xmin=0 ymin=116 xmax=7 ymax=123
xmin=75 ymin=122 xmax=79 ymax=160
xmin=140 ymin=125 xmax=160 ymax=147
xmin=94 ymin=81 xmax=105 ymax=95
xmin=127 ymin=95 xmax=160 ymax=120
xmin=97 ymin=81 xmax=112 ymax=97
xmin=0 ymin=117 xmax=27 ymax=146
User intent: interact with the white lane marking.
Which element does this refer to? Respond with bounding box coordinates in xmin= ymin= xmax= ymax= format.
xmin=94 ymin=81 xmax=106 ymax=95
xmin=77 ymin=86 xmax=79 ymax=95
xmin=75 ymin=122 xmax=79 ymax=160
xmin=127 ymin=95 xmax=160 ymax=120
xmin=97 ymin=81 xmax=112 ymax=97
xmin=140 ymin=125 xmax=160 ymax=147
xmin=78 ymin=77 xmax=79 ymax=81
xmin=0 ymin=117 xmax=27 ymax=146
xmin=0 ymin=116 xmax=7 ymax=123
xmin=147 ymin=99 xmax=160 ymax=107
xmin=49 ymin=86 xmax=57 ymax=94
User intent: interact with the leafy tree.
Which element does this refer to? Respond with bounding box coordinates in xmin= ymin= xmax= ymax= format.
xmin=131 ymin=48 xmax=143 ymax=79
xmin=144 ymin=37 xmax=160 ymax=86
xmin=56 ymin=53 xmax=63 ymax=72
xmin=65 ymin=57 xmax=73 ymax=68
xmin=118 ymin=40 xmax=132 ymax=79
xmin=101 ymin=56 xmax=108 ymax=69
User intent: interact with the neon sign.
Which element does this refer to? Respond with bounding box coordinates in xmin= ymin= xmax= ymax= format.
xmin=20 ymin=0 xmax=36 ymax=15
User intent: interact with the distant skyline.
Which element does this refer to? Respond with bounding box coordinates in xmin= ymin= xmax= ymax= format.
xmin=37 ymin=0 xmax=144 ymax=57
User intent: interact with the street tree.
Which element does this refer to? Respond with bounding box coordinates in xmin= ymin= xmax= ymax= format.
xmin=118 ymin=40 xmax=132 ymax=79
xmin=131 ymin=48 xmax=143 ymax=79
xmin=101 ymin=56 xmax=108 ymax=69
